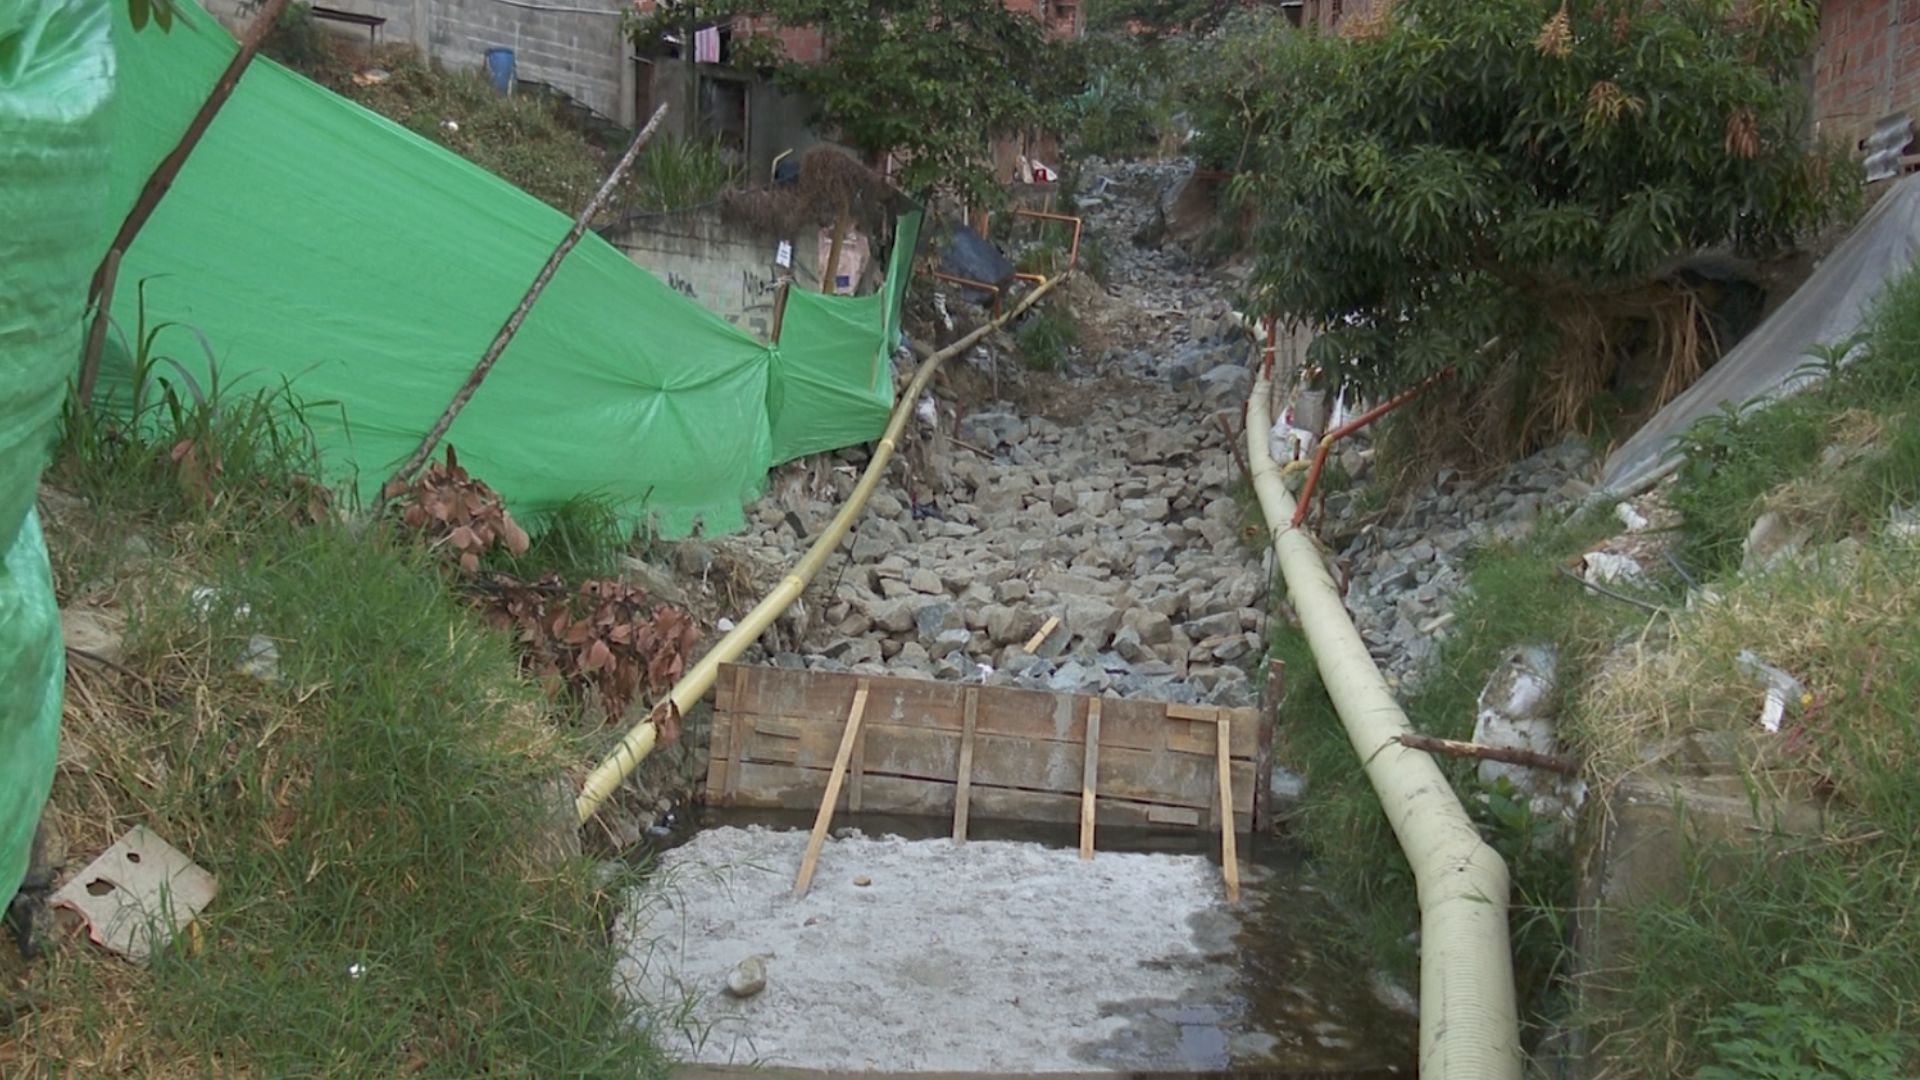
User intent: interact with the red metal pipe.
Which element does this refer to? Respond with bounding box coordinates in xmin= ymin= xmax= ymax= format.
xmin=1011 ymin=209 xmax=1083 ymax=270
xmin=1290 ymin=368 xmax=1454 ymax=530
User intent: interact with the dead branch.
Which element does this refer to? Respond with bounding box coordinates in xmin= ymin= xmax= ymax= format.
xmin=1394 ymin=732 xmax=1582 ymax=776
xmin=384 ymin=104 xmax=669 ymax=494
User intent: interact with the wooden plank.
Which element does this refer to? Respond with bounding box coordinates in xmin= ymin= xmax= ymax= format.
xmin=849 ymin=725 xmax=867 ymax=813
xmin=1216 ymin=718 xmax=1241 ymax=902
xmin=1023 ymin=615 xmax=1060 ymax=653
xmin=712 ymin=718 xmax=1256 ymax=814
xmin=1147 ymin=806 xmax=1203 ymax=828
xmin=722 ymin=761 xmax=1254 ymax=832
xmin=1079 ymin=698 xmax=1101 ymax=860
xmin=953 ymin=688 xmax=979 ymax=843
xmin=724 ymin=665 xmax=750 ymax=803
xmin=1164 ymin=703 xmax=1222 ymax=722
xmin=702 ymin=711 xmax=730 ymax=802
xmin=754 ymin=718 xmax=803 ymax=740
xmin=792 ymin=680 xmax=870 ymax=898
xmin=718 ymin=664 xmax=1257 ymax=758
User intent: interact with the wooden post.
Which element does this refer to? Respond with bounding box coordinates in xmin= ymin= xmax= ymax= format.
xmin=792 ymin=679 xmax=871 ymax=898
xmin=1079 ymin=697 xmax=1101 ymax=860
xmin=1254 ymin=658 xmax=1285 ymax=833
xmin=383 ymin=104 xmax=669 ymax=495
xmin=952 ymin=687 xmax=979 ymax=843
xmin=821 ymin=195 xmax=850 ymax=295
xmin=88 ymin=0 xmax=293 ymax=305
xmin=1216 ymin=719 xmax=1241 ymax=902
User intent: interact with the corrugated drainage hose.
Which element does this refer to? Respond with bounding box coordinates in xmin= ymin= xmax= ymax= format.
xmin=1244 ymin=370 xmax=1522 ymax=1079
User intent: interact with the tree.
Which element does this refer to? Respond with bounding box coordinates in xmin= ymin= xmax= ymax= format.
xmin=628 ymin=0 xmax=1082 ymax=206
xmin=1196 ymin=0 xmax=1857 ymax=453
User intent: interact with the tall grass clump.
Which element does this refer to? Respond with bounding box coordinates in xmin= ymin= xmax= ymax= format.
xmin=1576 ymin=265 xmax=1920 ymax=1076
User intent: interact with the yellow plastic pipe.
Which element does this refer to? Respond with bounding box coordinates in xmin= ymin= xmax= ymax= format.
xmin=1245 ymin=371 xmax=1522 ymax=1079
xmin=576 ymin=272 xmax=1071 ymax=824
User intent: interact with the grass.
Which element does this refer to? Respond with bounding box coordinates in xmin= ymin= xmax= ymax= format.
xmin=1015 ymin=305 xmax=1080 ymax=372
xmin=627 ymin=135 xmax=739 ymax=215
xmin=265 ymin=14 xmax=684 ymax=224
xmin=1568 ymin=271 xmax=1920 ymax=1074
xmin=1577 ymin=539 xmax=1920 ymax=1076
xmin=10 ymin=362 xmax=669 ymax=1074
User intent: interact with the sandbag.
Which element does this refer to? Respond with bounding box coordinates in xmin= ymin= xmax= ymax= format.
xmin=0 ymin=0 xmax=115 ymax=900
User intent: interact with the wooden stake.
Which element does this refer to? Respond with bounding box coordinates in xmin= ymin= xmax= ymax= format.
xmin=792 ymin=679 xmax=870 ymax=898
xmin=952 ymin=687 xmax=979 ymax=843
xmin=1254 ymin=658 xmax=1284 ymax=833
xmin=1023 ymin=615 xmax=1060 ymax=654
xmin=89 ymin=0 xmax=293 ymax=305
xmin=1079 ymin=697 xmax=1101 ymax=860
xmin=384 ymin=103 xmax=669 ymax=495
xmin=1395 ymin=733 xmax=1581 ymax=776
xmin=75 ymin=248 xmax=122 ymax=415
xmin=822 ymin=195 xmax=850 ymax=295
xmin=1216 ymin=718 xmax=1240 ymax=902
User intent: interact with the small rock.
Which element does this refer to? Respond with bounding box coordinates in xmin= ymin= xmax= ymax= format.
xmin=725 ymin=955 xmax=769 ymax=998
xmin=853 ymin=876 xmax=872 ymax=887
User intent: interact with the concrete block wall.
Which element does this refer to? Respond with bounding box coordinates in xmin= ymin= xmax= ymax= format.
xmin=205 ymin=0 xmax=631 ymax=122
xmin=606 ymin=208 xmax=826 ymax=343
xmin=1812 ymin=0 xmax=1920 ymax=149
xmin=427 ymin=0 xmax=627 ymax=120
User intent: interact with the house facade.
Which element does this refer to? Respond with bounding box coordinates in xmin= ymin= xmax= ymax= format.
xmin=630 ymin=0 xmax=1087 ymax=185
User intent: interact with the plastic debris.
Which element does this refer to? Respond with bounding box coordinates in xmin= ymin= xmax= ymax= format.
xmin=1736 ymin=650 xmax=1811 ymax=733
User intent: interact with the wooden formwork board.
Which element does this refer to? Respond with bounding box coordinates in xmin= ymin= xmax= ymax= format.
xmin=706 ymin=664 xmax=1258 ymax=834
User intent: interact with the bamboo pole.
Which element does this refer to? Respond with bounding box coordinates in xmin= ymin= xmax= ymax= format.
xmin=75 ymin=248 xmax=122 ymax=414
xmin=384 ymin=104 xmax=669 ymax=495
xmin=575 ymin=272 xmax=1071 ymax=823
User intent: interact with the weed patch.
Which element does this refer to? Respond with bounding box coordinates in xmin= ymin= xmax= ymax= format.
xmin=1016 ymin=306 xmax=1080 ymax=372
xmin=13 ymin=368 xmax=668 ymax=1074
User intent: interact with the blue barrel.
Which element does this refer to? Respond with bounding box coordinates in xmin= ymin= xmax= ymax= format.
xmin=484 ymin=48 xmax=515 ymax=94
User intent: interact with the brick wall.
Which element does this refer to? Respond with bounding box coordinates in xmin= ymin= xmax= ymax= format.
xmin=1811 ymin=0 xmax=1920 ymax=149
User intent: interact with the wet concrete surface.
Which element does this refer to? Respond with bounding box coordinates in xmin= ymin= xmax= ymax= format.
xmin=636 ymin=808 xmax=1416 ymax=1076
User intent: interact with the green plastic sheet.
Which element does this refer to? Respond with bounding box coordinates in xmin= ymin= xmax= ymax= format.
xmin=1 ymin=0 xmax=114 ymax=900
xmin=97 ymin=0 xmax=918 ymax=537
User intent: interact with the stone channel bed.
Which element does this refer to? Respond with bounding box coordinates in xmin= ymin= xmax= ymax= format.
xmin=614 ymin=825 xmax=1256 ymax=1073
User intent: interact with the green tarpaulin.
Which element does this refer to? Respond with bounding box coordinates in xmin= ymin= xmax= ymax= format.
xmin=1 ymin=0 xmax=113 ymax=901
xmin=97 ymin=0 xmax=917 ymax=537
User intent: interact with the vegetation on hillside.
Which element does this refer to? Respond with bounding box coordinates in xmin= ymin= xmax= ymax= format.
xmin=1274 ymin=268 xmax=1920 ymax=1074
xmin=1185 ymin=0 xmax=1855 ymax=459
xmin=7 ymin=320 xmax=676 ymax=1074
xmin=264 ymin=5 xmax=735 ymax=219
xmin=625 ymin=0 xmax=1083 ymax=205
